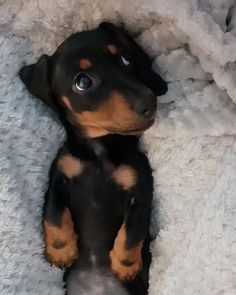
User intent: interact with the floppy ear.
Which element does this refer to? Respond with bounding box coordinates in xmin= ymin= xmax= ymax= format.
xmin=19 ymin=54 xmax=55 ymax=109
xmin=100 ymin=22 xmax=168 ymax=96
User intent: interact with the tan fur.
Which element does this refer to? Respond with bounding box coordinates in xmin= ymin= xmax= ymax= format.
xmin=58 ymin=154 xmax=84 ymax=179
xmin=107 ymin=44 xmax=118 ymax=54
xmin=79 ymin=58 xmax=92 ymax=69
xmin=61 ymin=96 xmax=72 ymax=110
xmin=72 ymin=92 xmax=139 ymax=138
xmin=112 ymin=165 xmax=137 ymax=190
xmin=44 ymin=208 xmax=78 ymax=267
xmin=110 ymin=224 xmax=142 ymax=280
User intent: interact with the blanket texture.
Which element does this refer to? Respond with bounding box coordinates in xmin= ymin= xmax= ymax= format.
xmin=1 ymin=0 xmax=236 ymax=294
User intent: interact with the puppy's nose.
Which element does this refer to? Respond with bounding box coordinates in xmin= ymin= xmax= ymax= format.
xmin=134 ymin=99 xmax=157 ymax=118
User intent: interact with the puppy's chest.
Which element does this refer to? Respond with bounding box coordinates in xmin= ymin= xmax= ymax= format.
xmin=58 ymin=153 xmax=137 ymax=209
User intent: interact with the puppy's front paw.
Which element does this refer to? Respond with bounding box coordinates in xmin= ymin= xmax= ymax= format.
xmin=109 ymin=224 xmax=142 ymax=281
xmin=45 ymin=236 xmax=78 ymax=268
xmin=110 ymin=249 xmax=141 ymax=281
xmin=43 ymin=208 xmax=78 ymax=268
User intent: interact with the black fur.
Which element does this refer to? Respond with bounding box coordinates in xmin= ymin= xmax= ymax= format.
xmin=19 ymin=22 xmax=167 ymax=295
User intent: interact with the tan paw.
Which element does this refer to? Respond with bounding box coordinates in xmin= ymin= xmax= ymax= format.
xmin=45 ymin=237 xmax=78 ymax=268
xmin=109 ymin=224 xmax=143 ymax=280
xmin=110 ymin=249 xmax=141 ymax=281
xmin=43 ymin=208 xmax=78 ymax=268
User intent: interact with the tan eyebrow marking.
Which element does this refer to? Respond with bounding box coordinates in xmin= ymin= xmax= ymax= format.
xmin=107 ymin=44 xmax=118 ymax=54
xmin=79 ymin=58 xmax=92 ymax=69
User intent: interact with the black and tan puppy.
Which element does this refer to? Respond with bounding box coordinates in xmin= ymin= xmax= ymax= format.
xmin=19 ymin=22 xmax=167 ymax=294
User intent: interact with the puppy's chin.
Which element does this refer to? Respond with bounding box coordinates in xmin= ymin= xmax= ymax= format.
xmin=120 ymin=118 xmax=155 ymax=135
xmin=83 ymin=126 xmax=110 ymax=138
xmin=81 ymin=118 xmax=155 ymax=138
xmin=108 ymin=118 xmax=155 ymax=136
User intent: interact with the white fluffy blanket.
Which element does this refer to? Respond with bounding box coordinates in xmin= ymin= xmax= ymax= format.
xmin=1 ymin=0 xmax=236 ymax=294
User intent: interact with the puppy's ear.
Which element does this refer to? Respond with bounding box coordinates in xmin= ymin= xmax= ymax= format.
xmin=19 ymin=54 xmax=55 ymax=109
xmin=100 ymin=22 xmax=168 ymax=96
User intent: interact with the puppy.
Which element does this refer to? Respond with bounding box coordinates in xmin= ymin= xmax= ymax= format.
xmin=19 ymin=22 xmax=167 ymax=294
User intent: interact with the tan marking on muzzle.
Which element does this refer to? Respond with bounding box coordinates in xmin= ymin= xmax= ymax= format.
xmin=61 ymin=96 xmax=73 ymax=110
xmin=73 ymin=92 xmax=138 ymax=138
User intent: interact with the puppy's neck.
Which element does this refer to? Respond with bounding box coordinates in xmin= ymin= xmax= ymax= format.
xmin=63 ymin=121 xmax=140 ymax=162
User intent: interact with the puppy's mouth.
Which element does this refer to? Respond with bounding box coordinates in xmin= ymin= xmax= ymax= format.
xmin=109 ymin=118 xmax=155 ymax=135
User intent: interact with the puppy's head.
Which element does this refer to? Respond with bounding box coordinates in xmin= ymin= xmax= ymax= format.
xmin=20 ymin=22 xmax=167 ymax=138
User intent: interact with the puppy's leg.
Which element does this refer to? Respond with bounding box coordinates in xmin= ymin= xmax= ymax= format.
xmin=110 ymin=199 xmax=151 ymax=282
xmin=110 ymin=222 xmax=143 ymax=281
xmin=110 ymin=153 xmax=153 ymax=290
xmin=43 ymin=158 xmax=78 ymax=268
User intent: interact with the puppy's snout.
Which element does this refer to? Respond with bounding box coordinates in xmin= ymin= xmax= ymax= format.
xmin=133 ymin=97 xmax=157 ymax=119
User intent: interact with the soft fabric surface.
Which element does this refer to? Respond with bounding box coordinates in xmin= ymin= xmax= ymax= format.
xmin=1 ymin=0 xmax=236 ymax=294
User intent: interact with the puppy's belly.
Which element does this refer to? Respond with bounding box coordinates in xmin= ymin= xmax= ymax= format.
xmin=68 ymin=163 xmax=129 ymax=267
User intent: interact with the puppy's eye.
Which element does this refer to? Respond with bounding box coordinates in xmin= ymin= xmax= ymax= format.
xmin=74 ymin=73 xmax=93 ymax=92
